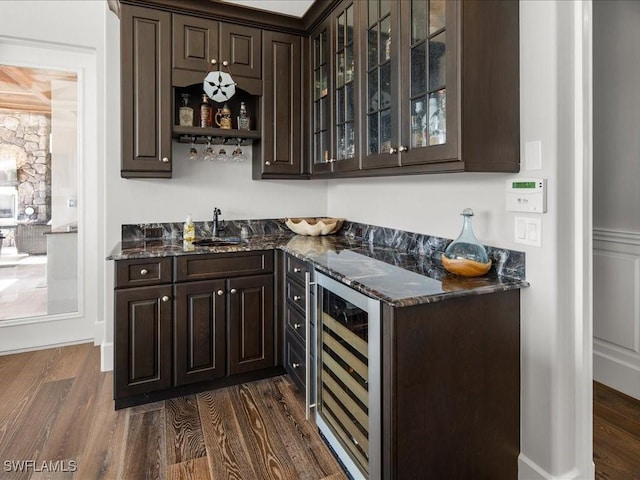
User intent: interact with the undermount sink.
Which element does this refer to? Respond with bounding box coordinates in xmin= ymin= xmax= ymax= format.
xmin=192 ymin=237 xmax=244 ymax=247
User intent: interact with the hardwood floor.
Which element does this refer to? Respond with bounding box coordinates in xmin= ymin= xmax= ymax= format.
xmin=594 ymin=381 xmax=640 ymax=479
xmin=7 ymin=345 xmax=640 ymax=479
xmin=0 ymin=344 xmax=346 ymax=480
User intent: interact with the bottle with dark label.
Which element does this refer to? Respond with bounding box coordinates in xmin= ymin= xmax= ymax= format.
xmin=200 ymin=94 xmax=212 ymax=128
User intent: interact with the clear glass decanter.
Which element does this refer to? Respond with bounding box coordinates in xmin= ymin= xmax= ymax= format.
xmin=442 ymin=208 xmax=492 ymax=277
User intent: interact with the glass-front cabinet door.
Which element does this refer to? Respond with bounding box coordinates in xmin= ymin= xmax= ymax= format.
xmin=399 ymin=0 xmax=459 ymax=166
xmin=361 ymin=0 xmax=400 ymax=169
xmin=332 ymin=1 xmax=359 ymax=172
xmin=311 ymin=19 xmax=333 ymax=175
xmin=311 ymin=1 xmax=360 ymax=175
xmin=360 ymin=0 xmax=459 ymax=170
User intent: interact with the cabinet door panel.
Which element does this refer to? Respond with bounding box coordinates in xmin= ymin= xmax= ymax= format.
xmin=219 ymin=23 xmax=262 ymax=79
xmin=174 ymin=280 xmax=226 ymax=386
xmin=228 ymin=274 xmax=274 ymax=375
xmin=261 ymin=31 xmax=304 ymax=176
xmin=399 ymin=0 xmax=459 ymax=166
xmin=120 ymin=5 xmax=172 ymax=177
xmin=172 ymin=14 xmax=219 ymax=72
xmin=114 ymin=285 xmax=172 ymax=399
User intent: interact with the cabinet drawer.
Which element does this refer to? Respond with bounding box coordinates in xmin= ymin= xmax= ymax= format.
xmin=286 ymin=302 xmax=306 ymax=344
xmin=286 ymin=254 xmax=311 ymax=284
xmin=284 ymin=332 xmax=305 ymax=392
xmin=286 ymin=278 xmax=306 ymax=314
xmin=175 ymin=250 xmax=273 ymax=282
xmin=115 ymin=258 xmax=173 ymax=288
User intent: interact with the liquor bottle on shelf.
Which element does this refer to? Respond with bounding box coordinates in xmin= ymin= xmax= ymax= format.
xmin=237 ymin=102 xmax=250 ymax=130
xmin=200 ymin=93 xmax=212 ymax=128
xmin=179 ymin=93 xmax=194 ymax=127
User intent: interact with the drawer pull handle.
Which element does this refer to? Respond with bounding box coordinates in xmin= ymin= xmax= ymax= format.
xmin=140 ymin=268 xmax=148 ymax=275
xmin=293 ymin=295 xmax=301 ymax=301
xmin=293 ymin=267 xmax=302 ymax=273
xmin=293 ymin=323 xmax=301 ymax=329
xmin=230 ymin=288 xmax=237 ymax=294
xmin=217 ymin=289 xmax=224 ymax=296
xmin=292 ymin=362 xmax=300 ymax=369
xmin=161 ymin=295 xmax=170 ymax=302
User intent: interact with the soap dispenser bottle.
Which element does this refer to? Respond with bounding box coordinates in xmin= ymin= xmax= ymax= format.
xmin=183 ymin=215 xmax=195 ymax=242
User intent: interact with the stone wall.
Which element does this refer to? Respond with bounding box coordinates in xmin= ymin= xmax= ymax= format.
xmin=0 ymin=113 xmax=51 ymax=223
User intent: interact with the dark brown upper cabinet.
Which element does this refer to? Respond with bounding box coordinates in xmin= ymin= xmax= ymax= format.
xmin=172 ymin=14 xmax=261 ymax=88
xmin=255 ymin=31 xmax=306 ymax=179
xmin=220 ymin=23 xmax=262 ymax=79
xmin=312 ymin=0 xmax=520 ymax=177
xmin=310 ymin=1 xmax=360 ymax=175
xmin=172 ymin=14 xmax=219 ymax=73
xmin=120 ymin=4 xmax=172 ymax=178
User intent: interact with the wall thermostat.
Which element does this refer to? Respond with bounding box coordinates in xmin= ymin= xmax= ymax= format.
xmin=506 ymin=178 xmax=547 ymax=213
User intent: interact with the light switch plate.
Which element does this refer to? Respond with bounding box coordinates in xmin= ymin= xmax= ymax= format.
xmin=514 ymin=216 xmax=542 ymax=247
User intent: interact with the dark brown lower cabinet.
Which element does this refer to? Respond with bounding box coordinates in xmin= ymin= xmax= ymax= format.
xmin=174 ymin=279 xmax=226 ymax=386
xmin=228 ymin=274 xmax=274 ymax=375
xmin=114 ymin=252 xmax=277 ymax=407
xmin=383 ymin=289 xmax=520 ymax=479
xmin=114 ymin=285 xmax=172 ymax=399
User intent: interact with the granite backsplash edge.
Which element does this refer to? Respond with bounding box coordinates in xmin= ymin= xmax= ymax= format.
xmin=121 ymin=218 xmax=525 ymax=281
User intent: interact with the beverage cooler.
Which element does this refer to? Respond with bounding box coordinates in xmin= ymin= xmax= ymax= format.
xmin=315 ymin=272 xmax=381 ymax=480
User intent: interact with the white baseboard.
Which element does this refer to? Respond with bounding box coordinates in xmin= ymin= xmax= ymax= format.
xmin=0 ymin=338 xmax=93 ymax=356
xmin=101 ymin=341 xmax=113 ymax=372
xmin=594 ymin=350 xmax=640 ymax=400
xmin=519 ymin=454 xmax=594 ymax=480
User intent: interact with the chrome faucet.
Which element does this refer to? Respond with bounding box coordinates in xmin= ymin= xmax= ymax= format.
xmin=212 ymin=208 xmax=225 ymax=237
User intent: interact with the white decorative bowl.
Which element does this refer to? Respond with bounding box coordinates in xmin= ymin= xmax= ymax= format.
xmin=285 ymin=217 xmax=344 ymax=236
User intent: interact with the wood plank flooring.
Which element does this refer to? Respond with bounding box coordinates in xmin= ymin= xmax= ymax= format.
xmin=0 ymin=344 xmax=346 ymax=480
xmin=594 ymin=381 xmax=640 ymax=479
xmin=5 ymin=345 xmax=640 ymax=479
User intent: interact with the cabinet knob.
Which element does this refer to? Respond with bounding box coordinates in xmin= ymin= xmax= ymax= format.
xmin=293 ymin=323 xmax=301 ymax=329
xmin=161 ymin=295 xmax=170 ymax=302
xmin=265 ymin=161 xmax=271 ymax=166
xmin=161 ymin=157 xmax=169 ymax=163
xmin=217 ymin=289 xmax=224 ymax=296
xmin=292 ymin=362 xmax=300 ymax=369
xmin=140 ymin=268 xmax=148 ymax=276
xmin=398 ymin=145 xmax=408 ymax=152
xmin=293 ymin=295 xmax=301 ymax=301
xmin=389 ymin=147 xmax=398 ymax=154
xmin=329 ymin=158 xmax=336 ymax=163
xmin=293 ymin=267 xmax=302 ymax=273
xmin=211 ymin=58 xmax=217 ymax=65
xmin=230 ymin=288 xmax=237 ymax=294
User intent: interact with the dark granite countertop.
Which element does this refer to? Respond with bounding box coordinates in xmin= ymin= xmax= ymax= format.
xmin=107 ymin=231 xmax=528 ymax=308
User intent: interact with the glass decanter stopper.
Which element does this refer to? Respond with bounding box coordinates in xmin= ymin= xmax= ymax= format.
xmin=442 ymin=208 xmax=492 ymax=277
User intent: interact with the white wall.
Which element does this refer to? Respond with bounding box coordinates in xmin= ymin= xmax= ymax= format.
xmin=592 ymin=0 xmax=640 ymax=400
xmin=327 ymin=2 xmax=592 ymax=478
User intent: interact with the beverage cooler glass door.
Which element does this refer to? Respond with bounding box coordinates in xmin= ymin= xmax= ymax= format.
xmin=315 ymin=272 xmax=381 ymax=480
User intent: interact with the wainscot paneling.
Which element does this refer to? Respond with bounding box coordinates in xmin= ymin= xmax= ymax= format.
xmin=593 ymin=228 xmax=640 ymax=400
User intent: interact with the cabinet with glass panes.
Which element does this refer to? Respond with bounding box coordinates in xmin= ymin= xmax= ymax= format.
xmin=311 ymin=0 xmax=360 ymax=175
xmin=365 ymin=0 xmax=519 ymax=173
